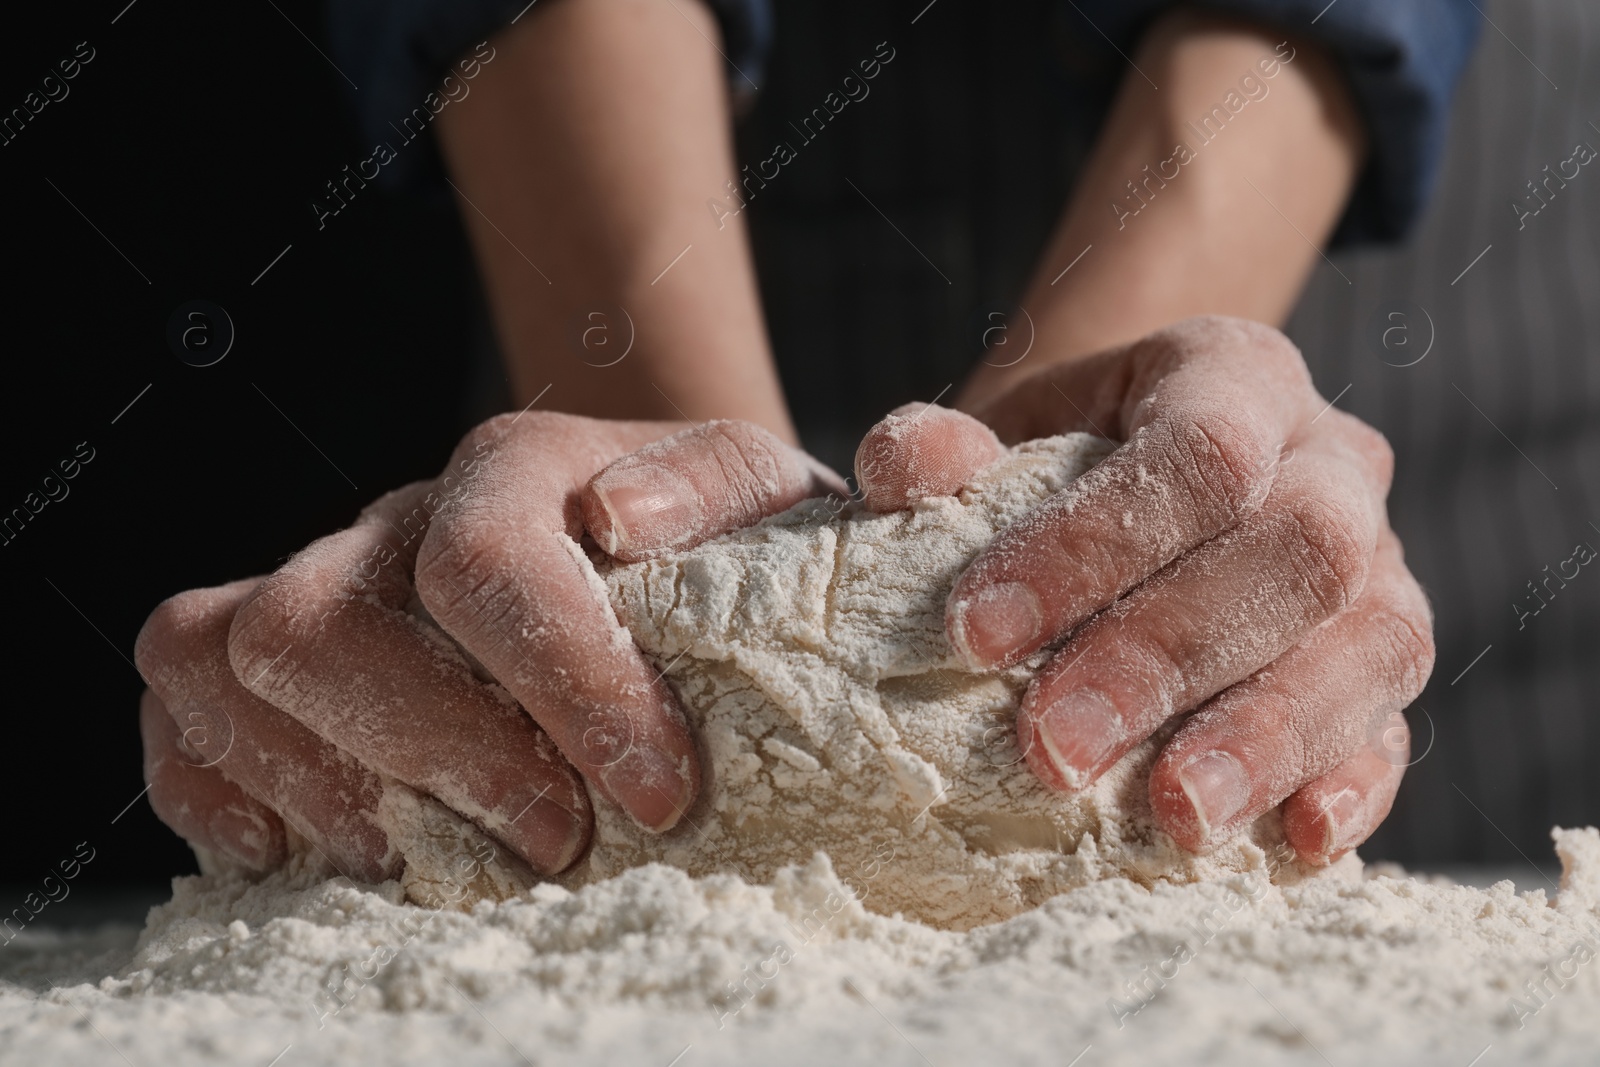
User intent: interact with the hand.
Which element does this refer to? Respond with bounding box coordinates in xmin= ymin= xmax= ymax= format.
xmin=855 ymin=316 xmax=1433 ymax=864
xmin=136 ymin=413 xmax=842 ymax=875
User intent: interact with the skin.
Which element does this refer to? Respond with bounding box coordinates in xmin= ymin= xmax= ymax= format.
xmin=433 ymin=0 xmax=793 ymax=434
xmin=134 ymin=415 xmax=841 ymax=874
xmin=959 ymin=12 xmax=1367 ymax=409
xmin=136 ymin=581 xmax=399 ymax=882
xmin=139 ymin=5 xmax=1432 ymax=871
xmin=855 ymin=16 xmax=1433 ymax=864
xmin=140 ymin=690 xmax=289 ymax=872
xmin=136 ymin=0 xmax=824 ymax=869
xmin=858 ymin=322 xmax=1431 ymax=864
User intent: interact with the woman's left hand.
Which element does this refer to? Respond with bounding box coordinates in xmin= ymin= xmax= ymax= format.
xmin=854 ymin=316 xmax=1433 ymax=864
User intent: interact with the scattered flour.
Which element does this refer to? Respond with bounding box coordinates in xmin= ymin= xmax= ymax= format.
xmin=4 ymin=832 xmax=1600 ymax=1065
xmin=6 ymin=434 xmax=1600 ymax=1064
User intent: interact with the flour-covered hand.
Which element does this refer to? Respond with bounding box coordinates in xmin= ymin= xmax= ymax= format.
xmin=856 ymin=316 xmax=1433 ymax=863
xmin=137 ymin=413 xmax=840 ymax=875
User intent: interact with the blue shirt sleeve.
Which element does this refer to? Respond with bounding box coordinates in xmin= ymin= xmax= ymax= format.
xmin=326 ymin=0 xmax=773 ymax=191
xmin=1067 ymin=0 xmax=1481 ymax=244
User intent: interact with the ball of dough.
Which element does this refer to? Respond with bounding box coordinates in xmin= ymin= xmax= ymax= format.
xmin=550 ymin=434 xmax=1307 ymax=930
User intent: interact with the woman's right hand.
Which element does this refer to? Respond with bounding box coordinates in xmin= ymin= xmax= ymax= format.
xmin=135 ymin=412 xmax=843 ymax=878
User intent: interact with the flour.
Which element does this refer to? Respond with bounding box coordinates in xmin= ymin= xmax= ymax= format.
xmin=554 ymin=433 xmax=1334 ymax=928
xmin=8 ymin=434 xmax=1600 ymax=1063
xmin=5 ymin=831 xmax=1600 ymax=1065
xmin=386 ymin=434 xmax=1329 ymax=926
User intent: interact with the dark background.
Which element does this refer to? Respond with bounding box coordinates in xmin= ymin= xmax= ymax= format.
xmin=0 ymin=0 xmax=1106 ymax=899
xmin=0 ymin=0 xmax=484 ymax=896
xmin=2 ymin=0 xmax=1595 ymax=907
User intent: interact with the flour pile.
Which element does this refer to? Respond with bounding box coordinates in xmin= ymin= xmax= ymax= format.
xmin=5 ymin=833 xmax=1600 ymax=1065
xmin=7 ymin=434 xmax=1600 ymax=1064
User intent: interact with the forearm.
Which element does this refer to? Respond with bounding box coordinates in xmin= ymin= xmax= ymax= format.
xmin=436 ymin=0 xmax=794 ymax=440
xmin=960 ymin=11 xmax=1365 ymax=410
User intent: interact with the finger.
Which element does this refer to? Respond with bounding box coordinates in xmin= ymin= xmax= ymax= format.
xmin=135 ymin=580 xmax=401 ymax=883
xmin=854 ymin=403 xmax=1007 ymax=513
xmin=951 ymin=316 xmax=1328 ymax=668
xmin=1283 ymin=714 xmax=1409 ymax=866
xmin=1018 ymin=428 xmax=1387 ymax=792
xmin=229 ymin=481 xmax=593 ymax=876
xmin=417 ymin=412 xmax=702 ymax=832
xmin=583 ymin=419 xmax=848 ymax=562
xmin=141 ymin=689 xmax=288 ymax=870
xmin=1147 ymin=530 xmax=1433 ymax=850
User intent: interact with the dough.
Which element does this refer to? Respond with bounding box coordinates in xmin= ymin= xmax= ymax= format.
xmin=390 ymin=434 xmax=1325 ymax=926
xmin=532 ymin=433 xmax=1317 ymax=930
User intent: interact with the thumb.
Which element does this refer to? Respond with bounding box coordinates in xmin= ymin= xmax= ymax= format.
xmin=856 ymin=402 xmax=1006 ymax=513
xmin=583 ymin=420 xmax=847 ymax=562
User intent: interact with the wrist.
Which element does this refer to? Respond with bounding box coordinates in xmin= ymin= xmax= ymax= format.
xmin=437 ymin=0 xmax=796 ymax=441
xmin=959 ymin=11 xmax=1362 ymax=412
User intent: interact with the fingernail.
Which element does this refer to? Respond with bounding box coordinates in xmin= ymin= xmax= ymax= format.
xmin=591 ymin=465 xmax=702 ymax=557
xmin=607 ymin=745 xmax=695 ymax=832
xmin=950 ymin=581 xmax=1043 ymax=666
xmin=1320 ymin=787 xmax=1367 ymax=857
xmin=513 ymin=794 xmax=590 ymax=875
xmin=1178 ymin=751 xmax=1252 ymax=840
xmin=1035 ymin=691 xmax=1125 ymax=789
xmin=210 ymin=807 xmax=276 ymax=869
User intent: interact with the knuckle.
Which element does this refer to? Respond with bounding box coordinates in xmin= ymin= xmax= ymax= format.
xmin=234 ymin=569 xmax=326 ymax=652
xmin=1355 ymin=421 xmax=1395 ymax=473
xmin=1274 ymin=493 xmax=1373 ymax=616
xmin=1365 ymin=428 xmax=1396 ymax=489
xmin=1328 ymin=413 xmax=1396 ymax=490
xmin=1221 ymin=317 xmax=1307 ymax=382
xmin=1241 ymin=319 xmax=1304 ymax=371
xmin=1155 ymin=315 xmax=1305 ymax=374
xmin=1103 ymin=615 xmax=1193 ymax=720
xmin=234 ymin=539 xmax=365 ymax=654
xmin=134 ymin=590 xmax=217 ymax=692
xmin=1167 ymin=410 xmax=1273 ymax=526
xmin=457 ymin=413 xmax=517 ymax=457
xmin=227 ymin=569 xmax=340 ymax=706
xmin=705 ymin=419 xmax=787 ymax=509
xmin=357 ymin=480 xmax=436 ymax=527
xmin=1367 ymin=603 xmax=1437 ymax=700
xmin=133 ymin=596 xmax=182 ymax=684
xmin=1220 ymin=687 xmax=1323 ymax=784
xmin=415 ymin=513 xmax=513 ymax=630
xmin=708 ymin=418 xmax=783 ymax=472
xmin=456 ymin=409 xmax=569 ymax=462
